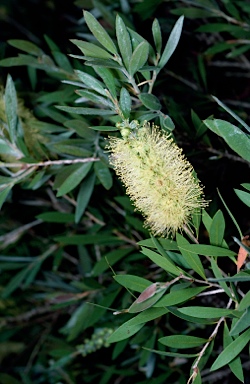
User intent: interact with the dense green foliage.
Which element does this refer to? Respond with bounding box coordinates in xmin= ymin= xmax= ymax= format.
xmin=0 ymin=1 xmax=250 ymax=383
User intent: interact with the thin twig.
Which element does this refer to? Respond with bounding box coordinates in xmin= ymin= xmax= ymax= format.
xmin=0 ymin=157 xmax=99 ymax=169
xmin=188 ymin=298 xmax=233 ymax=384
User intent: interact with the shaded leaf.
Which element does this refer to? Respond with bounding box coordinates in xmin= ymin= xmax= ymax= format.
xmin=211 ymin=328 xmax=250 ymax=371
xmin=75 ymin=172 xmax=96 ymax=223
xmin=223 ymin=322 xmax=244 ymax=382
xmin=55 ymin=162 xmax=92 ymax=197
xmin=176 ymin=234 xmax=206 ymax=279
xmin=94 ymin=161 xmax=112 ymax=190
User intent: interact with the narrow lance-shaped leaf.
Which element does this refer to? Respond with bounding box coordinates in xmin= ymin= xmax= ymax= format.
xmin=56 ymin=163 xmax=92 ymax=197
xmin=223 ymin=322 xmax=244 ymax=383
xmin=128 ymin=41 xmax=149 ymax=76
xmin=116 ymin=14 xmax=132 ymax=70
xmin=211 ymin=327 xmax=250 ymax=371
xmin=234 ymin=189 xmax=250 ymax=208
xmin=119 ymin=87 xmax=131 ymax=119
xmin=75 ymin=70 xmax=107 ymax=96
xmin=75 ymin=172 xmax=96 ymax=223
xmin=84 ymin=11 xmax=118 ymax=55
xmin=4 ymin=74 xmax=18 ymax=143
xmin=209 ymin=209 xmax=225 ymax=246
xmin=158 ymin=15 xmax=184 ymax=69
xmin=152 ymin=18 xmax=162 ymax=54
xmin=204 ymin=119 xmax=250 ymax=162
xmin=70 ymin=39 xmax=113 ymax=60
xmin=159 ymin=335 xmax=207 ymax=349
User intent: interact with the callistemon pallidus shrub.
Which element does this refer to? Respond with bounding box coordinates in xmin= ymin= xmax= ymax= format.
xmin=108 ymin=121 xmax=208 ymax=237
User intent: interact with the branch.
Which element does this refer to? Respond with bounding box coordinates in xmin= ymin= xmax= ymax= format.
xmin=0 ymin=157 xmax=100 ymax=169
xmin=188 ymin=298 xmax=233 ymax=384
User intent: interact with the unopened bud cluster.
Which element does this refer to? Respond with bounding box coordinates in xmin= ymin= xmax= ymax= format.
xmin=108 ymin=121 xmax=207 ymax=237
xmin=77 ymin=327 xmax=114 ymax=357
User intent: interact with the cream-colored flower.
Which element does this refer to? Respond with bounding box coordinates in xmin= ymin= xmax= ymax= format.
xmin=108 ymin=121 xmax=207 ymax=237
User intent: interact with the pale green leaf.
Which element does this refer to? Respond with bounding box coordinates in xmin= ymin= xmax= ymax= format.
xmin=116 ymin=14 xmax=132 ymax=69
xmin=158 ymin=16 xmax=184 ymax=69
xmin=139 ymin=93 xmax=161 ymax=110
xmin=84 ymin=11 xmax=118 ymax=54
xmin=204 ymin=119 xmax=250 ymax=162
xmin=234 ymin=189 xmax=250 ymax=208
xmin=128 ymin=41 xmax=149 ymax=76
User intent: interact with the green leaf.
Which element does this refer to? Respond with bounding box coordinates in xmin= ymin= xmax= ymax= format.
xmin=159 ymin=335 xmax=207 ymax=349
xmin=168 ymin=306 xmax=216 ymax=324
xmin=75 ymin=172 xmax=96 ymax=223
xmin=70 ymin=39 xmax=113 ymax=59
xmin=178 ymin=243 xmax=236 ymax=258
xmin=8 ymin=39 xmax=44 ymax=56
xmin=55 ymin=162 xmax=92 ymax=197
xmin=88 ymin=125 xmax=118 ymax=131
xmin=234 ymin=189 xmax=250 ymax=208
xmin=178 ymin=306 xmax=238 ymax=319
xmin=56 ymin=106 xmax=115 ymax=116
xmin=217 ymin=189 xmax=242 ymax=239
xmin=119 ymin=87 xmax=131 ymax=119
xmin=1 ymin=267 xmax=30 ymax=298
xmin=223 ymin=322 xmax=244 ymax=382
xmin=91 ymin=248 xmax=133 ymax=277
xmin=0 ymin=185 xmax=12 ymax=210
xmin=84 ymin=11 xmax=118 ymax=55
xmin=143 ymin=347 xmax=198 ymax=358
xmin=211 ymin=328 xmax=250 ymax=371
xmin=54 ymin=234 xmax=123 ymax=246
xmin=208 ymin=273 xmax=250 ymax=283
xmin=210 ymin=258 xmax=232 ymax=298
xmin=154 ymin=286 xmax=207 ymax=307
xmin=75 ymin=70 xmax=107 ymax=96
xmin=209 ymin=210 xmax=225 ymax=246
xmin=158 ymin=16 xmax=184 ymax=69
xmin=141 ymin=247 xmax=181 ymax=276
xmin=230 ymin=307 xmax=250 ymax=336
xmin=152 ymin=18 xmax=162 ymax=54
xmin=36 ymin=212 xmax=75 ymax=223
xmin=203 ymin=119 xmax=250 ymax=162
xmin=116 ymin=14 xmax=132 ymax=70
xmin=139 ymin=93 xmax=161 ymax=110
xmin=176 ymin=234 xmax=206 ymax=279
xmin=93 ymin=66 xmax=117 ymax=100
xmin=238 ymin=290 xmax=250 ymax=311
xmin=128 ymin=41 xmax=149 ymax=76
xmin=108 ymin=307 xmax=168 ymax=343
xmin=4 ymin=74 xmax=18 ymax=143
xmin=113 ymin=275 xmax=151 ymax=292
xmin=94 ymin=161 xmax=112 ymax=190
xmin=138 ymin=237 xmax=179 ymax=251
xmin=211 ymin=95 xmax=250 ymax=134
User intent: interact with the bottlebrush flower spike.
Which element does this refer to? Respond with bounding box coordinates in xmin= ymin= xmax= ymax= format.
xmin=108 ymin=121 xmax=207 ymax=237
